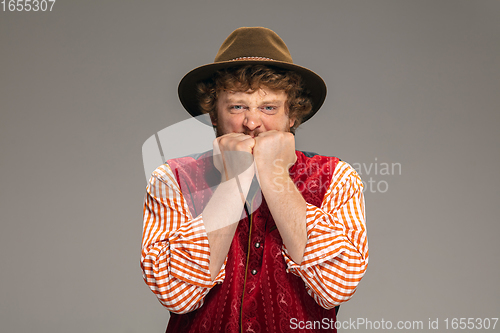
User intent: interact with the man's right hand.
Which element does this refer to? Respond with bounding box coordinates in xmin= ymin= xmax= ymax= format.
xmin=213 ymin=133 xmax=256 ymax=181
xmin=205 ymin=133 xmax=256 ymax=281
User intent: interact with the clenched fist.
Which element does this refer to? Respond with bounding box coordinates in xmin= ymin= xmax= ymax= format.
xmin=213 ymin=133 xmax=256 ymax=182
xmin=253 ymin=130 xmax=297 ymax=182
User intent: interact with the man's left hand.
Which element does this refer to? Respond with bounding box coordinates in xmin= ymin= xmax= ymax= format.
xmin=253 ymin=130 xmax=297 ymax=182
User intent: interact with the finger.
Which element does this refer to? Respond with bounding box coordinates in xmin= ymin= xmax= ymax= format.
xmin=246 ymin=137 xmax=256 ymax=149
xmin=213 ymin=137 xmax=222 ymax=154
xmin=219 ymin=135 xmax=254 ymax=152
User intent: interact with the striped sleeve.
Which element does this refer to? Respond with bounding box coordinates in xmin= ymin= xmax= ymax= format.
xmin=140 ymin=164 xmax=225 ymax=314
xmin=282 ymin=161 xmax=369 ymax=309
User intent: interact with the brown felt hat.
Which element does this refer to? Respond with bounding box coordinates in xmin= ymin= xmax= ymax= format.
xmin=178 ymin=27 xmax=327 ymax=124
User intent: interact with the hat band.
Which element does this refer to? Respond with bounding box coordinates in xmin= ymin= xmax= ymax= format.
xmin=230 ymin=56 xmax=275 ymax=61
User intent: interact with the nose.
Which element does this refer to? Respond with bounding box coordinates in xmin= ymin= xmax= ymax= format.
xmin=243 ymin=109 xmax=262 ymax=131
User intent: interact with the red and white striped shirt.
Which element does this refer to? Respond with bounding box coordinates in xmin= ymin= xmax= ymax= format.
xmin=141 ymin=159 xmax=368 ymax=314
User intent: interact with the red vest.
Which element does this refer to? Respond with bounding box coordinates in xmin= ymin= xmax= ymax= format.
xmin=166 ymin=151 xmax=339 ymax=333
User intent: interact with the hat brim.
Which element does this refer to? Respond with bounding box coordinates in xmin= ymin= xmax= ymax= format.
xmin=178 ymin=60 xmax=326 ymax=126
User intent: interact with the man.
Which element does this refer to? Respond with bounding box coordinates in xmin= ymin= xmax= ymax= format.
xmin=141 ymin=27 xmax=368 ymax=332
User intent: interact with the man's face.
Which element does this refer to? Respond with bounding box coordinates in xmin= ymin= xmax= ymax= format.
xmin=213 ymin=87 xmax=295 ymax=137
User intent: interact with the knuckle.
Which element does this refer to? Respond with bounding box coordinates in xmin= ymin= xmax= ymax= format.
xmin=235 ymin=141 xmax=247 ymax=151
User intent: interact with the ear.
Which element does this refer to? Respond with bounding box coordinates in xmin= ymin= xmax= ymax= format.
xmin=289 ymin=117 xmax=296 ymax=128
xmin=209 ymin=111 xmax=217 ymax=127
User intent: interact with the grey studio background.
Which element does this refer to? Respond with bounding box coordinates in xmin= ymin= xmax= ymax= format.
xmin=1 ymin=1 xmax=499 ymax=332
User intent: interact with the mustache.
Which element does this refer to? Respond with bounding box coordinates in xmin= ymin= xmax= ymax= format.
xmin=243 ymin=131 xmax=261 ymax=138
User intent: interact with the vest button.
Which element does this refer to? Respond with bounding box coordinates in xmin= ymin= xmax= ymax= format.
xmin=251 ymin=269 xmax=257 ymax=275
xmin=254 ymin=242 xmax=260 ymax=248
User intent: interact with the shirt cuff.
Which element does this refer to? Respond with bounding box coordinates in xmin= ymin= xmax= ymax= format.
xmin=169 ymin=214 xmax=226 ymax=288
xmin=282 ymin=203 xmax=350 ymax=273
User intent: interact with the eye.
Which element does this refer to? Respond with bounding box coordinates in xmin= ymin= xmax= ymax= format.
xmin=262 ymin=106 xmax=277 ymax=114
xmin=229 ymin=105 xmax=245 ymax=113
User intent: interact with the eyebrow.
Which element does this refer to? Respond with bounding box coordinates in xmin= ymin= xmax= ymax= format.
xmin=223 ymin=98 xmax=284 ymax=105
xmin=223 ymin=98 xmax=246 ymax=104
xmin=260 ymin=100 xmax=284 ymax=105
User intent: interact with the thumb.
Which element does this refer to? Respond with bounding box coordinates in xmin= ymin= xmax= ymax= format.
xmin=212 ymin=138 xmax=224 ymax=173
